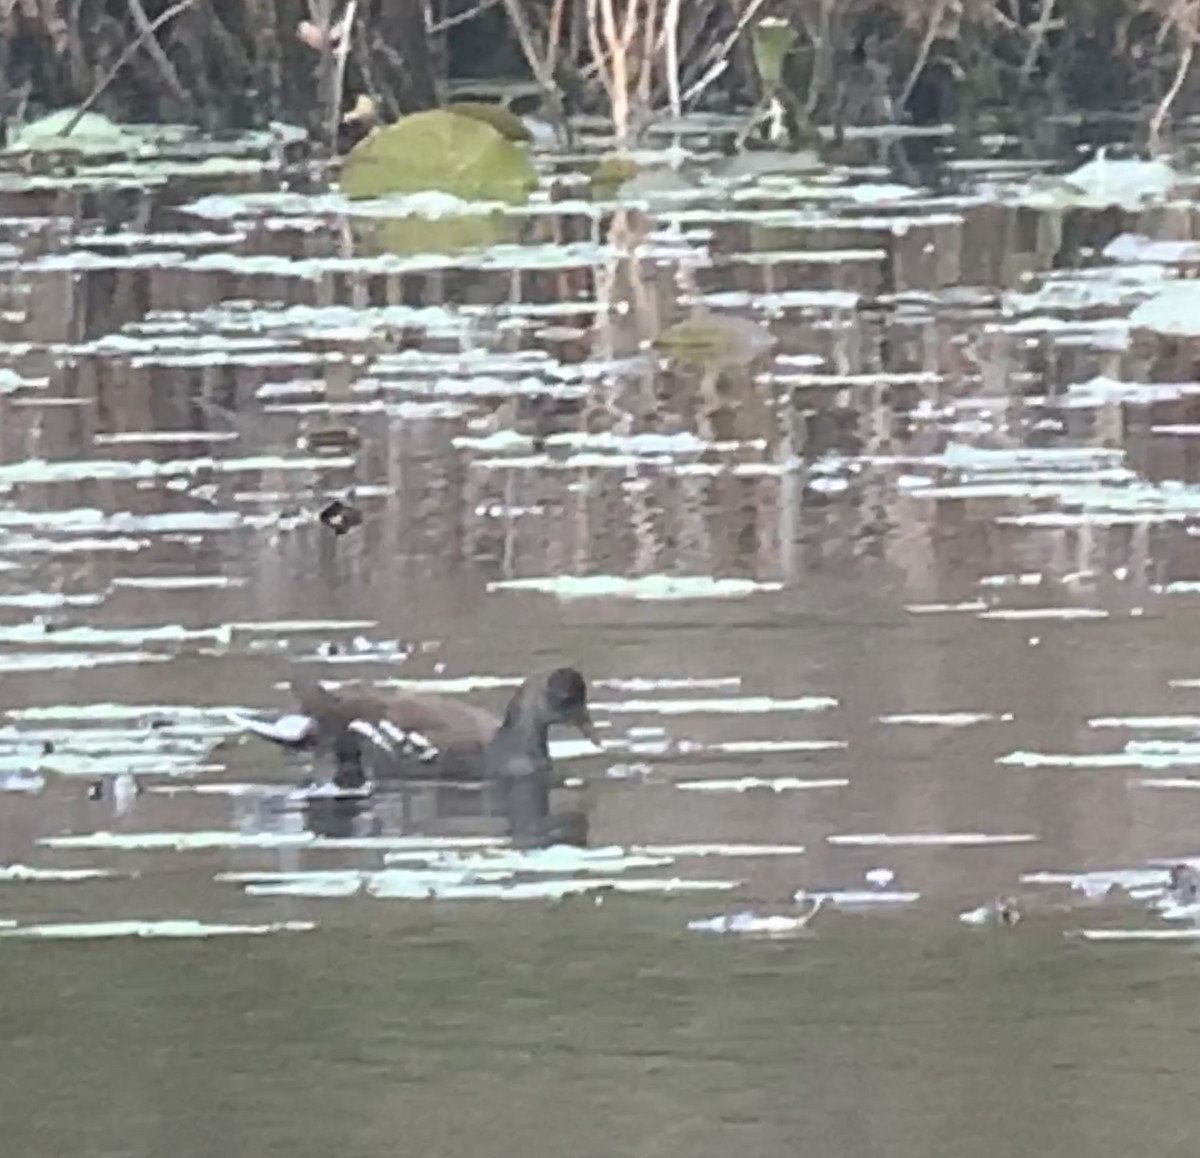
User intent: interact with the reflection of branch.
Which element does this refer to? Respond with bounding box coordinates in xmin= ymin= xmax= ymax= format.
xmin=805 ymin=0 xmax=833 ymax=116
xmin=62 ymin=0 xmax=196 ymax=137
xmin=681 ymin=0 xmax=769 ymax=105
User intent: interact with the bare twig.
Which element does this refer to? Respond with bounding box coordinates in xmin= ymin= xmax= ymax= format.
xmin=545 ymin=0 xmax=566 ymax=74
xmin=663 ymin=0 xmax=681 ymax=118
xmin=637 ymin=0 xmax=661 ymax=115
xmin=429 ymin=0 xmax=502 ymax=35
xmin=898 ymin=0 xmax=951 ymax=114
xmin=123 ymin=0 xmax=189 ymax=104
xmin=61 ymin=0 xmax=196 ymax=136
xmin=501 ymin=0 xmax=571 ymax=144
xmin=1149 ymin=19 xmax=1197 ymax=150
xmin=681 ymin=0 xmax=770 ymax=106
xmin=588 ymin=0 xmax=649 ymax=141
xmin=1019 ymin=0 xmax=1058 ymax=81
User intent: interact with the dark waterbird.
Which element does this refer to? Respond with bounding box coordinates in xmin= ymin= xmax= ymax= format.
xmin=231 ymin=668 xmax=600 ymax=844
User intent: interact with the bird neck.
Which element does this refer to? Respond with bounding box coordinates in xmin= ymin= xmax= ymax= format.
xmin=497 ymin=686 xmax=550 ymax=753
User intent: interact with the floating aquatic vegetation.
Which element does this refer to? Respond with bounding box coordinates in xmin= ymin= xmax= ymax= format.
xmin=878 ymin=713 xmax=1013 ymax=727
xmin=999 ymin=749 xmax=1200 ymax=770
xmin=596 ymin=695 xmax=836 ymax=716
xmin=1069 ymin=928 xmax=1200 ymax=943
xmin=828 ymin=833 xmax=1038 ymax=848
xmin=688 ymin=911 xmax=816 ymax=937
xmin=368 ymin=876 xmax=740 ymax=901
xmin=381 ymin=845 xmax=674 ymax=875
xmin=0 ymin=919 xmax=316 ymax=940
xmin=340 ymin=111 xmax=537 ymax=202
xmin=1089 ymin=715 xmax=1200 ymax=730
xmin=0 ymin=772 xmax=45 ymax=794
xmin=40 ymin=831 xmax=504 ymax=852
xmin=793 ymin=889 xmax=920 ymax=909
xmin=959 ymin=899 xmax=1021 ymax=927
xmin=675 ymin=776 xmax=848 ymax=793
xmin=638 ymin=843 xmax=806 ymax=858
xmin=0 ymin=864 xmax=126 ymax=882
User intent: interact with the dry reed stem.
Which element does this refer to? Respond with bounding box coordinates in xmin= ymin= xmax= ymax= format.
xmin=1149 ymin=1 xmax=1199 ymax=149
xmin=327 ymin=0 xmax=357 ymax=153
xmin=663 ymin=0 xmax=681 ymax=117
xmin=124 ymin=0 xmax=189 ymax=103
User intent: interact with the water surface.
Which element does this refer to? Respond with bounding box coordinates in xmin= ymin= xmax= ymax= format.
xmin=1 ymin=120 xmax=1199 ymax=1156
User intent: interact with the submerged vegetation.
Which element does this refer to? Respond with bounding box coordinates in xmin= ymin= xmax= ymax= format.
xmin=2 ymin=0 xmax=1200 ymax=149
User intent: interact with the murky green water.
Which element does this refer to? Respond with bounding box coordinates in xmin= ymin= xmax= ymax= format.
xmin=3 ymin=118 xmax=1200 ymax=1154
xmin=2 ymin=912 xmax=1199 ymax=1158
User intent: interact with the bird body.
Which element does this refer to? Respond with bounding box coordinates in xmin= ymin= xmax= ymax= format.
xmin=232 ymin=667 xmax=598 ymax=843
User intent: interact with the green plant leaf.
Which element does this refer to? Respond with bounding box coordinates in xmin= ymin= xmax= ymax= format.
xmin=751 ymin=17 xmax=798 ymax=92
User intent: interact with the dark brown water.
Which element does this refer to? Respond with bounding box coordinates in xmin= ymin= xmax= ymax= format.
xmin=2 ymin=119 xmax=1200 ymax=1156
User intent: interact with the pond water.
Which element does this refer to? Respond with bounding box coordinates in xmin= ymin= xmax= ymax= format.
xmin=2 ymin=117 xmax=1200 ymax=1155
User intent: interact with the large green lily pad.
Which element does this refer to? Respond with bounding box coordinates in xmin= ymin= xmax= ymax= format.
xmin=339 ymin=109 xmax=537 ymax=202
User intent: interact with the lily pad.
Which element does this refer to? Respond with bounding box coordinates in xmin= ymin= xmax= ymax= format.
xmin=339 ymin=109 xmax=537 ymax=203
xmin=655 ymin=313 xmax=777 ymax=370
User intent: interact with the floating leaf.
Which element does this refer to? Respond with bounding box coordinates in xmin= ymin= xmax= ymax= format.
xmin=339 ymin=110 xmax=537 ymax=202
